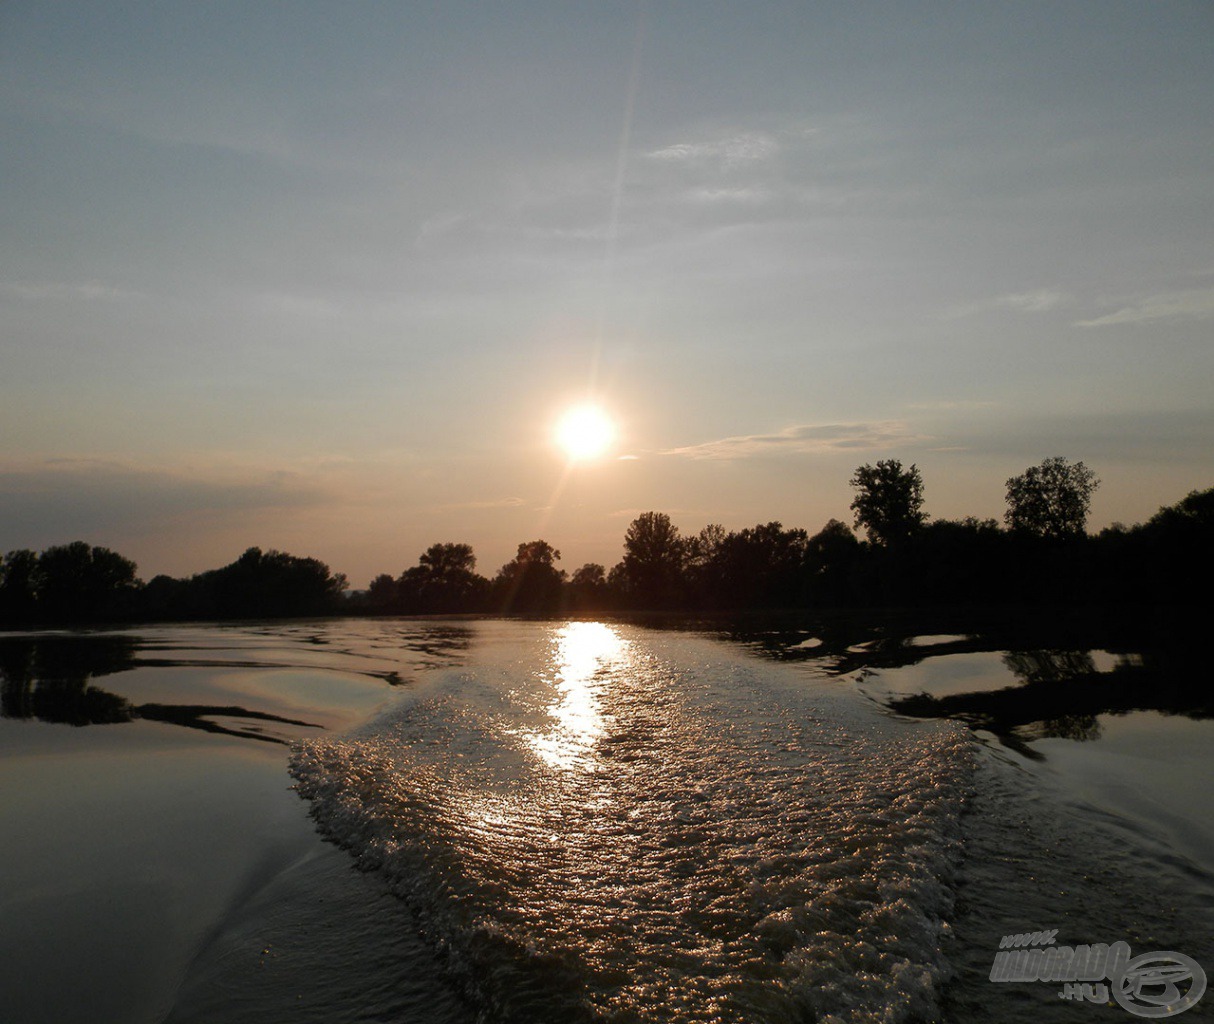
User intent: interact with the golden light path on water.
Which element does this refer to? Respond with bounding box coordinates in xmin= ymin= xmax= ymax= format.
xmin=526 ymin=622 xmax=623 ymax=771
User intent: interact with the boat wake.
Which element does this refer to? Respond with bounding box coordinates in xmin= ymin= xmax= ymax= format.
xmin=290 ymin=622 xmax=973 ymax=1022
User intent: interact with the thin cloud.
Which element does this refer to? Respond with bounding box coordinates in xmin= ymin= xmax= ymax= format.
xmin=1075 ymin=288 xmax=1214 ymax=328
xmin=996 ymin=289 xmax=1069 ymax=312
xmin=435 ymin=497 xmax=528 ymax=512
xmin=661 ymin=422 xmax=927 ymax=460
xmin=943 ymin=289 xmax=1070 ymax=319
xmin=647 ymin=131 xmax=780 ymax=167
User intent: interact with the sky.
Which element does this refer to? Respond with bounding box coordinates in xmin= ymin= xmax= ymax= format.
xmin=3 ymin=1 xmax=1213 ymax=587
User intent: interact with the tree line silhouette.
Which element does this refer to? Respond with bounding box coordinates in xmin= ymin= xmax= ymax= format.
xmin=0 ymin=543 xmax=346 ymax=624
xmin=1 ymin=458 xmax=1210 ymax=624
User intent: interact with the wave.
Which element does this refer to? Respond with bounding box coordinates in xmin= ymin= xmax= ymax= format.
xmin=290 ymin=622 xmax=974 ymax=1022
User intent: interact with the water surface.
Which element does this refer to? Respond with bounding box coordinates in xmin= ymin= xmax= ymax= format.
xmin=1 ymin=617 xmax=1209 ymax=1023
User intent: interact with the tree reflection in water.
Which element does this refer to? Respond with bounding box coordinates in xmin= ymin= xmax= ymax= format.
xmin=885 ymin=645 xmax=1211 ymax=754
xmin=697 ymin=611 xmax=1212 ymax=754
xmin=0 ymin=634 xmax=321 ymax=744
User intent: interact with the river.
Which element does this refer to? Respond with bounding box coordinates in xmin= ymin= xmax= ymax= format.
xmin=1 ymin=617 xmax=1209 ymax=1022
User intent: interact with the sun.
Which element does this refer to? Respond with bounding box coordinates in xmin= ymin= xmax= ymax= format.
xmin=555 ymin=405 xmax=616 ymax=462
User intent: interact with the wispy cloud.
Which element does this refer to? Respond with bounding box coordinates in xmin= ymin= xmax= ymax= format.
xmin=1075 ymin=287 xmax=1214 ymax=328
xmin=660 ymin=421 xmax=927 ymax=460
xmin=434 ymin=496 xmax=528 ymax=512
xmin=943 ymin=288 xmax=1070 ymax=319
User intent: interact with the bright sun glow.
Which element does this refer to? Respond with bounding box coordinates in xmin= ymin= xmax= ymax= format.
xmin=556 ymin=405 xmax=616 ymax=462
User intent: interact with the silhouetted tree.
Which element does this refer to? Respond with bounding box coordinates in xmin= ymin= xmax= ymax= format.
xmin=0 ymin=549 xmax=39 ymax=622
xmin=903 ymin=517 xmax=1013 ymax=604
xmin=32 ymin=542 xmax=140 ymax=621
xmin=606 ymin=560 xmax=629 ymax=602
xmin=568 ymin=563 xmax=609 ymax=611
xmin=849 ymin=460 xmax=926 ymax=546
xmin=684 ymin=524 xmax=727 ymax=606
xmin=1146 ymin=487 xmax=1214 ymax=533
xmin=685 ymin=524 xmax=726 ymax=569
xmin=191 ymin=547 xmax=347 ymax=618
xmin=617 ymin=512 xmax=686 ymax=608
xmin=1004 ymin=457 xmax=1099 ymax=539
xmin=1124 ymin=486 xmax=1214 ymax=607
xmin=712 ymin=522 xmax=810 ymax=608
xmin=493 ymin=540 xmax=565 ymax=614
xmin=364 ymin=573 xmax=401 ymax=614
xmin=140 ymin=574 xmax=202 ymax=620
xmin=805 ymin=519 xmax=861 ymax=604
xmin=398 ymin=542 xmax=487 ymax=613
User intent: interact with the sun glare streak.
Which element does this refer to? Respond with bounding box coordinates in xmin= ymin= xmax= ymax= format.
xmin=590 ymin=3 xmax=647 ymax=387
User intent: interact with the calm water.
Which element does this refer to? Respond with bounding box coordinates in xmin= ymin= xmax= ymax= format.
xmin=1 ymin=618 xmax=1210 ymax=1022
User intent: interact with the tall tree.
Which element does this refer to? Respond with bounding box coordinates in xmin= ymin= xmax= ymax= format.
xmin=618 ymin=512 xmax=685 ymax=608
xmin=1004 ymin=457 xmax=1099 ymax=539
xmin=849 ymin=460 xmax=927 ymax=546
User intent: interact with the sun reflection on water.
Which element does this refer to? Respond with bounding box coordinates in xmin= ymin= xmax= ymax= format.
xmin=528 ymin=622 xmax=626 ymax=771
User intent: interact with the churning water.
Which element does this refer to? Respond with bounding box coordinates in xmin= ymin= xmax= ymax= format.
xmin=290 ymin=621 xmax=974 ymax=1023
